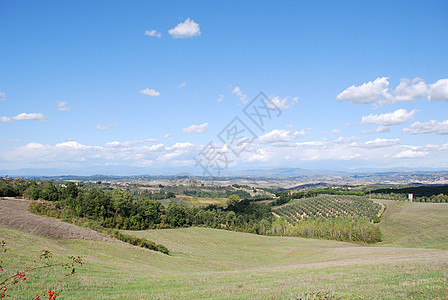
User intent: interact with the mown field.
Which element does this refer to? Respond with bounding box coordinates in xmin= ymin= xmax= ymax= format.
xmin=376 ymin=199 xmax=448 ymax=249
xmin=1 ymin=198 xmax=448 ymax=299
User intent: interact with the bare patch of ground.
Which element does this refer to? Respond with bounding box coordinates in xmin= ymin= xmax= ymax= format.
xmin=0 ymin=197 xmax=114 ymax=242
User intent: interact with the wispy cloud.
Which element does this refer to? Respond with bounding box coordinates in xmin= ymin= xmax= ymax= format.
xmin=182 ymin=122 xmax=209 ymax=133
xmin=178 ymin=82 xmax=187 ymax=88
xmin=268 ymin=95 xmax=299 ymax=110
xmin=403 ymin=120 xmax=448 ymax=135
xmin=104 ymin=138 xmax=158 ymax=148
xmin=140 ymin=88 xmax=160 ymax=97
xmin=56 ymin=101 xmax=70 ymax=111
xmin=144 ymin=29 xmax=161 ymax=38
xmin=216 ymin=94 xmax=224 ymax=102
xmin=231 ymin=86 xmax=247 ymax=104
xmin=168 ymin=18 xmax=201 ymax=39
xmin=96 ymin=123 xmax=119 ymax=130
xmin=0 ymin=91 xmax=5 ymax=101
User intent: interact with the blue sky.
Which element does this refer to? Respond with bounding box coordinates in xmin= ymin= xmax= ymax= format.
xmin=1 ymin=0 xmax=448 ymax=175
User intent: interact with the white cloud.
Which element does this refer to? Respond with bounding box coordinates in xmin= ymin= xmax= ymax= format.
xmin=428 ymin=78 xmax=448 ymax=101
xmin=392 ymin=77 xmax=428 ymax=103
xmin=0 ymin=112 xmax=49 ymax=123
xmin=56 ymin=101 xmax=70 ymax=111
xmin=361 ymin=109 xmax=417 ymax=126
xmin=337 ymin=77 xmax=391 ymax=104
xmin=140 ymin=88 xmax=160 ymax=97
xmin=14 ymin=112 xmax=49 ymax=121
xmin=338 ymin=77 xmax=448 ymax=106
xmin=268 ymin=96 xmax=299 ymax=110
xmin=182 ymin=122 xmax=209 ymax=133
xmin=168 ymin=18 xmax=201 ymax=39
xmin=357 ymin=138 xmax=401 ymax=148
xmin=394 ymin=149 xmax=428 ymax=158
xmin=257 ymin=129 xmax=306 ymax=144
xmin=104 ymin=139 xmax=158 ymax=148
xmin=178 ymin=82 xmax=187 ymax=88
xmin=0 ymin=91 xmax=5 ymax=101
xmin=231 ymin=86 xmax=247 ymax=104
xmin=217 ymin=94 xmax=224 ymax=102
xmin=144 ymin=29 xmax=161 ymax=38
xmin=163 ymin=133 xmax=171 ymax=139
xmin=360 ymin=125 xmax=391 ymax=134
xmin=403 ymin=120 xmax=448 ymax=135
xmin=96 ymin=123 xmax=119 ymax=130
xmin=333 ymin=136 xmax=361 ymax=144
xmin=0 ymin=116 xmax=11 ymax=123
xmin=56 ymin=141 xmax=89 ymax=149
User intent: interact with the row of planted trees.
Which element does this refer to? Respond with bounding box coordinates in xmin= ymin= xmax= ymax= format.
xmin=270 ymin=216 xmax=382 ymax=243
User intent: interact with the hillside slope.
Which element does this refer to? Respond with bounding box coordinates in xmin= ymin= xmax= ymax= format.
xmin=376 ymin=199 xmax=448 ymax=249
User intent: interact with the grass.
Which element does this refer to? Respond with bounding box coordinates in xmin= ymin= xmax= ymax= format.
xmin=376 ymin=199 xmax=448 ymax=249
xmin=1 ymin=225 xmax=447 ymax=299
xmin=175 ymin=195 xmax=229 ymax=207
xmin=1 ymin=200 xmax=448 ymax=299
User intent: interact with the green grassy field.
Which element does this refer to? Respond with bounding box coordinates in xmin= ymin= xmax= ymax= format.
xmin=377 ymin=199 xmax=448 ymax=249
xmin=175 ymin=195 xmax=229 ymax=207
xmin=1 ymin=200 xmax=448 ymax=299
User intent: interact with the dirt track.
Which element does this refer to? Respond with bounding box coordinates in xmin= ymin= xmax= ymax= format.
xmin=0 ymin=197 xmax=114 ymax=241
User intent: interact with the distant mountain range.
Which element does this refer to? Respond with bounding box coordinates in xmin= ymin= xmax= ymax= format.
xmin=1 ymin=167 xmax=447 ymax=184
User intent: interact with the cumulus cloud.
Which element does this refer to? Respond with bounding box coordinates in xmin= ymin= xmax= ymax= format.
xmin=96 ymin=123 xmax=119 ymax=130
xmin=428 ymin=78 xmax=448 ymax=101
xmin=394 ymin=149 xmax=428 ymax=158
xmin=361 ymin=108 xmax=416 ymax=127
xmin=144 ymin=29 xmax=161 ymax=38
xmin=182 ymin=122 xmax=209 ymax=133
xmin=337 ymin=77 xmax=391 ymax=104
xmin=257 ymin=129 xmax=306 ymax=144
xmin=403 ymin=120 xmax=448 ymax=135
xmin=268 ymin=96 xmax=299 ymax=110
xmin=140 ymin=88 xmax=160 ymax=97
xmin=231 ymin=86 xmax=247 ymax=104
xmin=56 ymin=101 xmax=70 ymax=111
xmin=1 ymin=113 xmax=49 ymax=123
xmin=392 ymin=78 xmax=428 ymax=103
xmin=338 ymin=77 xmax=448 ymax=106
xmin=168 ymin=18 xmax=201 ymax=38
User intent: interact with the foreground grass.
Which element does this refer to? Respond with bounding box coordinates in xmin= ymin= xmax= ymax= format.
xmin=1 ymin=226 xmax=447 ymax=299
xmin=377 ymin=200 xmax=448 ymax=249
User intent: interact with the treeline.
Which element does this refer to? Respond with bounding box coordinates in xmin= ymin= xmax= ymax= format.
xmin=28 ymin=201 xmax=169 ymax=254
xmin=270 ymin=216 xmax=382 ymax=243
xmin=371 ymin=192 xmax=448 ymax=203
xmin=3 ymin=179 xmax=382 ymax=244
xmin=274 ymin=189 xmax=365 ymax=206
xmin=371 ymin=185 xmax=448 ymax=198
xmin=19 ymin=180 xmax=274 ymax=234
